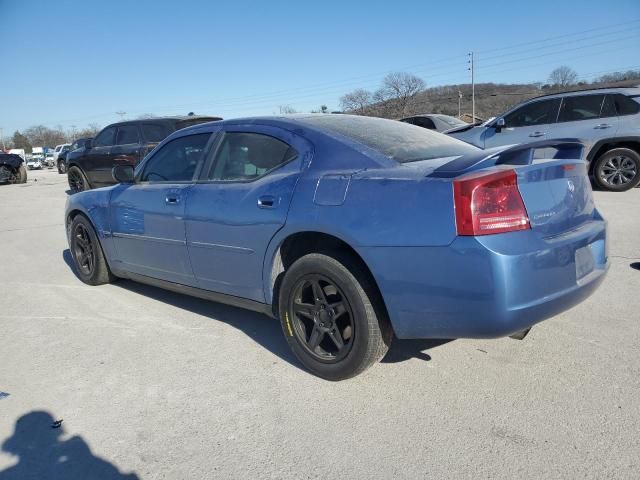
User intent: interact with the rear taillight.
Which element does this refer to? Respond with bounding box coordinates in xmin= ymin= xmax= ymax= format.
xmin=453 ymin=169 xmax=530 ymax=236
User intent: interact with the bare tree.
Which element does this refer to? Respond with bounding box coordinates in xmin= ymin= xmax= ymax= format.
xmin=279 ymin=105 xmax=297 ymax=114
xmin=137 ymin=113 xmax=156 ymax=119
xmin=379 ymin=72 xmax=426 ymax=115
xmin=23 ymin=125 xmax=67 ymax=148
xmin=548 ymin=66 xmax=578 ymax=87
xmin=339 ymin=89 xmax=372 ymax=114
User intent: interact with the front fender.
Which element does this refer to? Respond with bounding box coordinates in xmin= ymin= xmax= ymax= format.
xmin=65 ymin=187 xmax=116 ymax=261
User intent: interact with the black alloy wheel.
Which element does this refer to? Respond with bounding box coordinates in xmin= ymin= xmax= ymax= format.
xmin=289 ymin=275 xmax=355 ymax=363
xmin=68 ymin=167 xmax=87 ymax=193
xmin=72 ymin=223 xmax=95 ymax=276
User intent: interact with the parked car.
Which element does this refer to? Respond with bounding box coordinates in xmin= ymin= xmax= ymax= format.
xmin=448 ymin=87 xmax=640 ymax=191
xmin=400 ymin=114 xmax=468 ymax=132
xmin=58 ymin=138 xmax=92 ymax=174
xmin=0 ymin=153 xmax=27 ymax=184
xmin=66 ymin=115 xmax=608 ymax=380
xmin=26 ymin=157 xmax=43 ymax=170
xmin=53 ymin=143 xmax=71 ymax=162
xmin=66 ymin=116 xmax=222 ymax=193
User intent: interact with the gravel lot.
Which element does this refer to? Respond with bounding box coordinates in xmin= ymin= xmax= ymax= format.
xmin=1 ymin=168 xmax=639 ymax=479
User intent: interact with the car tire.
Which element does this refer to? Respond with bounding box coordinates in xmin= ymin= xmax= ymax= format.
xmin=592 ymin=148 xmax=640 ymax=192
xmin=67 ymin=166 xmax=90 ymax=193
xmin=68 ymin=214 xmax=114 ymax=286
xmin=57 ymin=161 xmax=67 ymax=174
xmin=16 ymin=165 xmax=27 ymax=183
xmin=278 ymin=252 xmax=392 ymax=381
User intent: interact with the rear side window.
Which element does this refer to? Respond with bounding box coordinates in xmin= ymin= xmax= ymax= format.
xmin=208 ymin=132 xmax=297 ymax=181
xmin=142 ymin=123 xmax=170 ymax=142
xmin=504 ymin=99 xmax=561 ymax=127
xmin=93 ymin=127 xmax=116 ymax=147
xmin=299 ymin=115 xmax=478 ymax=163
xmin=557 ymin=95 xmax=605 ymax=123
xmin=141 ymin=133 xmax=210 ymax=182
xmin=116 ymin=125 xmax=140 ymax=145
xmin=414 ymin=117 xmax=436 ymax=129
xmin=614 ymin=94 xmax=640 ymax=115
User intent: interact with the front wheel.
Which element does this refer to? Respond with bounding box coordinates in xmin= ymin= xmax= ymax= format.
xmin=57 ymin=161 xmax=67 ymax=174
xmin=16 ymin=165 xmax=27 ymax=183
xmin=278 ymin=252 xmax=392 ymax=381
xmin=592 ymin=148 xmax=640 ymax=192
xmin=69 ymin=215 xmax=114 ymax=285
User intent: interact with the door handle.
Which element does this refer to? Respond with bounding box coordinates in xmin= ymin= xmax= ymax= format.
xmin=594 ymin=123 xmax=612 ymax=129
xmin=257 ymin=195 xmax=276 ymax=208
xmin=165 ymin=195 xmax=180 ymax=205
xmin=529 ymin=132 xmax=545 ymax=138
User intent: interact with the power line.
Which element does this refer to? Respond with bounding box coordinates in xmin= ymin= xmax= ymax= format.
xmin=476 ymin=19 xmax=639 ymax=54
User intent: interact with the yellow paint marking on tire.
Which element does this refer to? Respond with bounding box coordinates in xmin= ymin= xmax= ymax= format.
xmin=284 ymin=311 xmax=293 ymax=336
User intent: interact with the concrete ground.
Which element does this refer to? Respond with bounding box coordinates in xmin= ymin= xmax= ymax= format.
xmin=0 ymin=168 xmax=639 ymax=479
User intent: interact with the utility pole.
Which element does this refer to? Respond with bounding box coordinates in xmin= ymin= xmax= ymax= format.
xmin=458 ymin=90 xmax=463 ymax=119
xmin=116 ymin=111 xmax=126 ymax=120
xmin=468 ymin=52 xmax=475 ymax=122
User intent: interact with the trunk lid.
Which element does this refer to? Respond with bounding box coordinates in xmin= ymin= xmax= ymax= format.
xmin=430 ymin=139 xmax=597 ymax=237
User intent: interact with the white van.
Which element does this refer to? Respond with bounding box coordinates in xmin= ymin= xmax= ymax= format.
xmin=53 ymin=143 xmax=71 ymax=161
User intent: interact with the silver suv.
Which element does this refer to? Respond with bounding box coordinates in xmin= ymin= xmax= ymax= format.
xmin=448 ymin=87 xmax=640 ymax=191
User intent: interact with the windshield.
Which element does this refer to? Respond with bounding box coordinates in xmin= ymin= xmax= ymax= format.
xmin=298 ymin=115 xmax=479 ymax=163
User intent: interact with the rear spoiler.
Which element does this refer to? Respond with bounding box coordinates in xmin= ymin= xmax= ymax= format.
xmin=430 ymin=139 xmax=586 ymax=178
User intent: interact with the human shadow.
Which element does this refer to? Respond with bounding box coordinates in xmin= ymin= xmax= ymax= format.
xmin=0 ymin=411 xmax=138 ymax=480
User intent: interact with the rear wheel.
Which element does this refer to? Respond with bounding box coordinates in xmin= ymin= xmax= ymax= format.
xmin=57 ymin=160 xmax=67 ymax=174
xmin=593 ymin=148 xmax=640 ymax=192
xmin=67 ymin=166 xmax=90 ymax=193
xmin=278 ymin=252 xmax=391 ymax=381
xmin=69 ymin=215 xmax=114 ymax=285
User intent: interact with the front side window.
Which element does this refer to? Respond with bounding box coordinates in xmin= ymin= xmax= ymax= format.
xmin=504 ymin=99 xmax=561 ymax=128
xmin=208 ymin=132 xmax=297 ymax=181
xmin=116 ymin=125 xmax=140 ymax=145
xmin=557 ymin=95 xmax=605 ymax=123
xmin=141 ymin=133 xmax=210 ymax=182
xmin=93 ymin=127 xmax=116 ymax=147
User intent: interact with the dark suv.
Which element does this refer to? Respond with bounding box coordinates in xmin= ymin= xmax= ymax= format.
xmin=67 ymin=116 xmax=221 ymax=192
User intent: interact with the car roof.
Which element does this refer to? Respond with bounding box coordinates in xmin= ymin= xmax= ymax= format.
xmin=103 ymin=115 xmax=223 ymax=129
xmin=527 ymin=86 xmax=640 ymax=101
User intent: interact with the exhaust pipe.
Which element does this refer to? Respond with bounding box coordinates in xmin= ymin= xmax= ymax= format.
xmin=509 ymin=328 xmax=531 ymax=340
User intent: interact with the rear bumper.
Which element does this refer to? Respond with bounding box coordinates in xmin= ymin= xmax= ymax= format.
xmin=359 ymin=218 xmax=608 ymax=339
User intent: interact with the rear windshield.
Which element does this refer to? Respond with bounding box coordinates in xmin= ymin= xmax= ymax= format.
xmin=298 ymin=115 xmax=479 ymax=163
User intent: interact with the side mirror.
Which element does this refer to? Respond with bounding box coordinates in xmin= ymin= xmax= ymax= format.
xmin=84 ymin=139 xmax=92 ymax=150
xmin=112 ymin=165 xmax=135 ymax=184
xmin=495 ymin=118 xmax=506 ymax=132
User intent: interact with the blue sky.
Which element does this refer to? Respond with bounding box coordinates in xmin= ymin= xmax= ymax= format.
xmin=1 ymin=0 xmax=639 ymax=135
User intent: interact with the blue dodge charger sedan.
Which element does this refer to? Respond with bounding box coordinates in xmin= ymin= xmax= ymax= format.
xmin=65 ymin=115 xmax=608 ymax=380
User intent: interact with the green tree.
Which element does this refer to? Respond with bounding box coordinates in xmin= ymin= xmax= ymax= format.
xmin=12 ymin=131 xmax=32 ymax=153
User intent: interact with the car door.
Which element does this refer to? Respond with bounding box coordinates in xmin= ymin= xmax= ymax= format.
xmin=484 ymin=98 xmax=561 ymax=148
xmin=185 ymin=125 xmax=309 ymax=302
xmin=109 ymin=132 xmax=213 ymax=285
xmin=84 ymin=126 xmax=116 ymax=185
xmin=111 ymin=124 xmax=145 ymax=170
xmin=551 ymin=94 xmax=619 ymax=150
